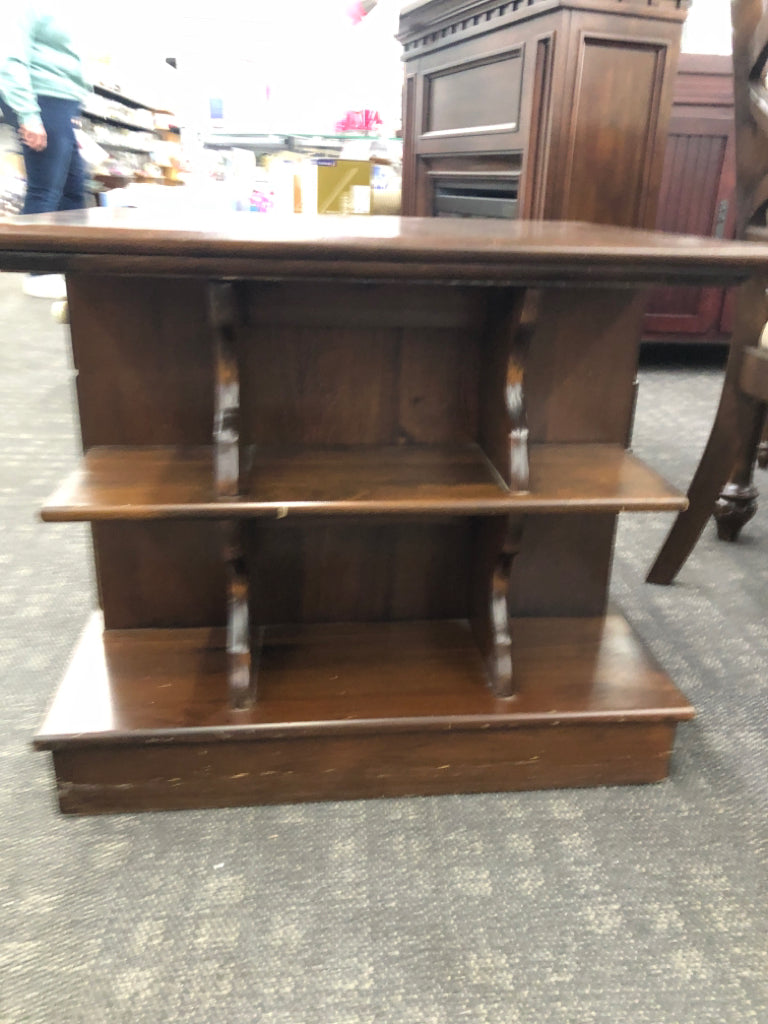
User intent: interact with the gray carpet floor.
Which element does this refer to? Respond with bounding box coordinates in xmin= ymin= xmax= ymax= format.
xmin=1 ymin=270 xmax=766 ymax=1024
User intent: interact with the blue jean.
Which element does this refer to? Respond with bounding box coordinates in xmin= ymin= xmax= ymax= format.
xmin=0 ymin=94 xmax=85 ymax=215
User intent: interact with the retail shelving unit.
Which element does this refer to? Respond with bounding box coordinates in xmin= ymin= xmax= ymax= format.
xmin=81 ymin=81 xmax=179 ymax=186
xmin=2 ymin=210 xmax=765 ymax=814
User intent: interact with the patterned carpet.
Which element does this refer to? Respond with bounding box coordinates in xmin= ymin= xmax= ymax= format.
xmin=0 ymin=271 xmax=765 ymax=1024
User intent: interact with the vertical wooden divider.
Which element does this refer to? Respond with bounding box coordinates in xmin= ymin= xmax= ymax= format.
xmin=208 ymin=281 xmax=256 ymax=708
xmin=472 ymin=289 xmax=539 ymax=697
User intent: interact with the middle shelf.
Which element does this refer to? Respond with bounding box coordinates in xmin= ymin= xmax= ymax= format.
xmin=42 ymin=442 xmax=686 ymax=521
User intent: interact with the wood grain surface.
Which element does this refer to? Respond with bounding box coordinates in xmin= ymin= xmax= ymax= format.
xmin=41 ymin=444 xmax=686 ymax=520
xmin=36 ymin=613 xmax=693 ymax=812
xmin=2 ymin=211 xmax=767 ymax=284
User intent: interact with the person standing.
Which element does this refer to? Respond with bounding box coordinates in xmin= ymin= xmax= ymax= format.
xmin=0 ymin=5 xmax=91 ymax=298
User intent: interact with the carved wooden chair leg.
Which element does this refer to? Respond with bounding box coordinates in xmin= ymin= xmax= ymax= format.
xmin=756 ymin=413 xmax=768 ymax=469
xmin=647 ymin=277 xmax=768 ymax=584
xmin=650 ymin=0 xmax=768 ymax=581
xmin=646 ymin=372 xmax=749 ymax=583
xmin=713 ymin=401 xmax=764 ymax=540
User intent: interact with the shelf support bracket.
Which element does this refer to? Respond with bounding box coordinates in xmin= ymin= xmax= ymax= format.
xmin=471 ymin=514 xmax=524 ymax=698
xmin=506 ymin=289 xmax=539 ymax=490
xmin=472 ymin=287 xmax=540 ymax=697
xmin=209 ymin=282 xmax=255 ymax=706
xmin=480 ymin=287 xmax=540 ymax=489
xmin=209 ymin=281 xmax=240 ymax=498
xmin=223 ymin=521 xmax=256 ymax=709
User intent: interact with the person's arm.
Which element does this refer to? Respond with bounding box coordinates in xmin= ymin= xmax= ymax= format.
xmin=0 ymin=7 xmax=47 ymax=150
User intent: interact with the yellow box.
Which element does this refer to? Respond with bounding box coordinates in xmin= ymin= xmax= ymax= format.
xmin=317 ymin=160 xmax=370 ymax=214
xmin=292 ymin=159 xmax=371 ymax=215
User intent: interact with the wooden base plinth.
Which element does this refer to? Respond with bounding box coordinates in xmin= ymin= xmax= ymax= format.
xmin=36 ymin=613 xmax=693 ymax=814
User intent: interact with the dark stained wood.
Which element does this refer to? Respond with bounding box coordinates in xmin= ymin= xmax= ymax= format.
xmin=505 ymin=293 xmax=538 ymax=490
xmin=91 ymin=521 xmax=227 ymax=630
xmin=41 ymin=443 xmax=686 ymax=520
xmin=648 ymin=277 xmax=768 ymax=581
xmin=512 ymin=286 xmax=648 ymax=615
xmin=36 ymin=612 xmax=693 ymax=813
xmin=509 ymin=514 xmax=617 ymax=618
xmin=671 ymin=53 xmax=734 ymax=108
xmin=524 ymin=288 xmax=647 ymax=445
xmin=243 ymin=280 xmax=486 ymax=330
xmin=209 ymin=282 xmax=240 ymax=498
xmin=399 ymin=0 xmax=687 ymax=230
xmin=644 ymin=54 xmax=737 ymax=344
xmin=246 ymin=519 xmax=472 ymax=625
xmin=471 ymin=516 xmax=511 ymax=696
xmin=222 ymin=522 xmax=254 ymax=708
xmin=66 ymin=275 xmax=213 ymax=449
xmin=558 ymin=36 xmax=666 ymax=227
xmin=239 ymin=281 xmax=484 ymax=451
xmin=4 ymin=211 xmax=768 ymax=286
xmin=39 ymin=614 xmax=694 ymax=741
xmin=713 ymin=476 xmax=759 ymax=541
xmin=524 ymin=34 xmax=554 ymax=221
xmin=648 ymin=0 xmax=768 ymax=579
xmin=758 ymin=419 xmax=768 ymax=469
xmin=426 ymin=48 xmax=523 ymax=135
xmin=51 ymin=720 xmax=682 ymax=814
xmin=739 ymin=344 xmax=768 ymax=400
xmin=478 ymin=290 xmax=535 ymax=490
xmin=397 ymin=324 xmax=480 ymax=445
xmin=20 ymin=211 xmax=768 ymax=810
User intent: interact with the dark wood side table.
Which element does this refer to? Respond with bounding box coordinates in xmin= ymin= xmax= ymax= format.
xmin=2 ymin=210 xmax=765 ymax=815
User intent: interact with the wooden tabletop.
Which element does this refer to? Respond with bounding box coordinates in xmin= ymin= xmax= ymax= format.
xmin=1 ymin=209 xmax=765 ymax=283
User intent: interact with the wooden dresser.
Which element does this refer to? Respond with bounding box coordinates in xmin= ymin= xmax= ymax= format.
xmin=3 ymin=210 xmax=766 ymax=814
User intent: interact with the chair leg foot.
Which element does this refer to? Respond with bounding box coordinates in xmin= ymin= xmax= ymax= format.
xmin=713 ymin=482 xmax=758 ymax=541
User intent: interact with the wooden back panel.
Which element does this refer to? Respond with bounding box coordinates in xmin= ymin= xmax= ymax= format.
xmin=246 ymin=519 xmax=473 ymax=626
xmin=67 ymin=275 xmax=213 ymax=448
xmin=239 ymin=282 xmax=482 ymax=446
xmin=65 ymin=270 xmax=647 ymax=628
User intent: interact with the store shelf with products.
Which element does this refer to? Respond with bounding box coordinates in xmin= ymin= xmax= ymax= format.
xmin=90 ymin=81 xmax=174 ymax=118
xmin=201 ymin=133 xmax=402 ymax=216
xmin=81 ymin=78 xmax=182 ymax=192
xmin=0 ymin=125 xmax=24 ymax=218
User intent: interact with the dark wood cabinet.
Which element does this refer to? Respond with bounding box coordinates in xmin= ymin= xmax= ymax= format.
xmin=644 ymin=54 xmax=737 ymax=343
xmin=398 ymin=0 xmax=689 ymax=228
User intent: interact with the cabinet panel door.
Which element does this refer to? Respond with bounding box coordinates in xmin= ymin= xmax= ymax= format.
xmin=644 ymin=113 xmax=736 ymax=338
xmin=558 ymin=34 xmax=669 ymax=228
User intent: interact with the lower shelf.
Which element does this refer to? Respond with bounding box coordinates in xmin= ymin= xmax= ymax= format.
xmin=35 ymin=613 xmax=694 ymax=814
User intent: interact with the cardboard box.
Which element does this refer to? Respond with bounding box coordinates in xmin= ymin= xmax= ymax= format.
xmin=295 ymin=159 xmax=371 ymax=215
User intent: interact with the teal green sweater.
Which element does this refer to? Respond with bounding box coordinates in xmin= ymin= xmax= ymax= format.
xmin=0 ymin=6 xmax=90 ymax=129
